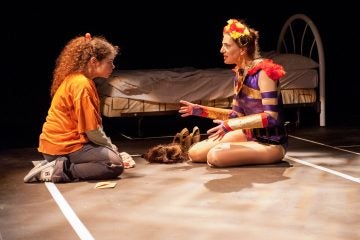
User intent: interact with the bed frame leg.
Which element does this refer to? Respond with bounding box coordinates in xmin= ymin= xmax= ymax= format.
xmin=296 ymin=108 xmax=300 ymax=127
xmin=137 ymin=116 xmax=144 ymax=137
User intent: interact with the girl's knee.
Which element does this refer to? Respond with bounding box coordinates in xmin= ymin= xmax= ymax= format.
xmin=109 ymin=151 xmax=123 ymax=165
xmin=110 ymin=163 xmax=124 ymax=176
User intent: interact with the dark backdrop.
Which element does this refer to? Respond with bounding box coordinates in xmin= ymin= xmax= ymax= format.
xmin=2 ymin=1 xmax=359 ymax=149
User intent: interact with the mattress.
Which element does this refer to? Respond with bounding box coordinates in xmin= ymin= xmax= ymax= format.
xmin=97 ymin=65 xmax=318 ymax=117
xmin=279 ymin=69 xmax=318 ymax=89
xmin=101 ymin=89 xmax=315 ymax=117
xmin=101 ymin=96 xmax=233 ymax=117
xmin=273 ymin=53 xmax=318 ymax=105
xmin=281 ymin=89 xmax=316 ymax=105
xmin=279 ymin=68 xmax=318 ymax=105
xmin=96 ymin=67 xmax=234 ymax=117
xmin=96 ymin=68 xmax=234 ymax=103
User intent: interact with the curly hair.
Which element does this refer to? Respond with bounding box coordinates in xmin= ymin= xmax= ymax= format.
xmin=142 ymin=143 xmax=188 ymax=164
xmin=50 ymin=34 xmax=119 ymax=97
xmin=244 ymin=28 xmax=260 ymax=59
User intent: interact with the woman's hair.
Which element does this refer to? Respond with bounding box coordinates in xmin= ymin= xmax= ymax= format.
xmin=223 ymin=19 xmax=260 ymax=59
xmin=142 ymin=143 xmax=188 ymax=164
xmin=50 ymin=33 xmax=119 ymax=97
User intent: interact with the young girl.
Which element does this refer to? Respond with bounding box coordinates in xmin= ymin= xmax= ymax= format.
xmin=24 ymin=33 xmax=133 ymax=183
xmin=179 ymin=19 xmax=287 ymax=167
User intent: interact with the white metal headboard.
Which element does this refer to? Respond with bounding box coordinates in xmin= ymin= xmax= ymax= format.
xmin=277 ymin=14 xmax=326 ymax=126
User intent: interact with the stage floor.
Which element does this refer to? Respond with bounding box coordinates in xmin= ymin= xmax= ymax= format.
xmin=1 ymin=125 xmax=359 ymax=240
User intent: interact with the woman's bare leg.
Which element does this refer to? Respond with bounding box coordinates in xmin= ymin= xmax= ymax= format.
xmin=207 ymin=141 xmax=285 ymax=167
xmin=188 ymin=129 xmax=247 ymax=163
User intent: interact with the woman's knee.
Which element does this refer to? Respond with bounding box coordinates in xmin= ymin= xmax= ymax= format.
xmin=207 ymin=147 xmax=226 ymax=167
xmin=188 ymin=145 xmax=206 ymax=162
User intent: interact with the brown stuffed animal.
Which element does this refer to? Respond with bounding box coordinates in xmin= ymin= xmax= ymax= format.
xmin=142 ymin=143 xmax=188 ymax=163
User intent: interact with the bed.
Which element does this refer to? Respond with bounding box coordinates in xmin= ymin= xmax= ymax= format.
xmin=95 ymin=67 xmax=234 ymax=117
xmin=96 ymin=13 xmax=325 ymax=127
xmin=273 ymin=13 xmax=326 ymax=127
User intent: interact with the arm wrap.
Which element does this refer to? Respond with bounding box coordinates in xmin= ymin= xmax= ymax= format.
xmin=224 ymin=112 xmax=268 ymax=130
xmin=193 ymin=105 xmax=233 ymax=120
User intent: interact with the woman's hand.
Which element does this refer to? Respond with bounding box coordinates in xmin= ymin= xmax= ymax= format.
xmin=179 ymin=100 xmax=196 ymax=117
xmin=207 ymin=120 xmax=227 ymax=141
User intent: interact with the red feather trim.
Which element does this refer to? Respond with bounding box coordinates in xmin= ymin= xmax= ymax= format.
xmin=248 ymin=59 xmax=285 ymax=81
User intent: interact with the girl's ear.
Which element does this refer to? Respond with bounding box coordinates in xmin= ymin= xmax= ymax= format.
xmin=89 ymin=57 xmax=98 ymax=66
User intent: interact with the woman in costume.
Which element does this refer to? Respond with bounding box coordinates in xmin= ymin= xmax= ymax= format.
xmin=179 ymin=19 xmax=288 ymax=167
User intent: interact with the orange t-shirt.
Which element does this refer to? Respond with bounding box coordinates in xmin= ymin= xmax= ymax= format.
xmin=38 ymin=73 xmax=102 ymax=155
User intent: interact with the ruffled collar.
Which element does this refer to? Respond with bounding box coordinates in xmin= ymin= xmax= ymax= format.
xmin=232 ymin=59 xmax=285 ymax=81
xmin=247 ymin=59 xmax=285 ymax=81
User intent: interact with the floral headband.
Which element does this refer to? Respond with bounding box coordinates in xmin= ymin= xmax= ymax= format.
xmin=223 ymin=19 xmax=251 ymax=46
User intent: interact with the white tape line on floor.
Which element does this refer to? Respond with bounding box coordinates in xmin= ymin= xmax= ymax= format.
xmin=285 ymin=155 xmax=360 ymax=183
xmin=45 ymin=182 xmax=95 ymax=240
xmin=289 ymin=135 xmax=360 ymax=156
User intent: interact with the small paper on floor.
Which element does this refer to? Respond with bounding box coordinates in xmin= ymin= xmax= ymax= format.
xmin=95 ymin=181 xmax=117 ymax=189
